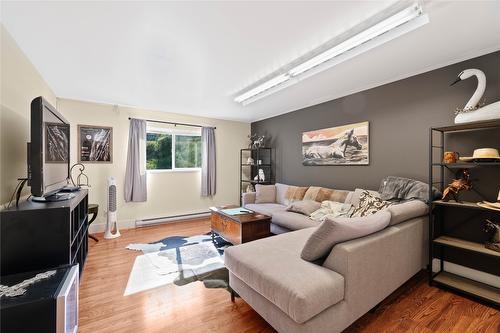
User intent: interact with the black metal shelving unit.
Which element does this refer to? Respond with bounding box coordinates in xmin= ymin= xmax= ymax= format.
xmin=429 ymin=120 xmax=500 ymax=307
xmin=240 ymin=148 xmax=274 ymax=204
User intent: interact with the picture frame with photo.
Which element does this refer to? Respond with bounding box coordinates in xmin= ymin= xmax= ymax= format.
xmin=302 ymin=121 xmax=369 ymax=165
xmin=78 ymin=125 xmax=113 ymax=163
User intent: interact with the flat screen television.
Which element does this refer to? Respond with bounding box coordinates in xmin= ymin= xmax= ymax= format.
xmin=29 ymin=96 xmax=72 ymax=200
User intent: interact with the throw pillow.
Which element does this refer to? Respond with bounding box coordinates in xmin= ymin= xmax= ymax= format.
xmin=283 ymin=186 xmax=309 ymax=205
xmin=351 ymin=190 xmax=393 ymax=217
xmin=275 ymin=183 xmax=289 ymax=205
xmin=255 ymin=184 xmax=276 ymax=204
xmin=309 ymin=201 xmax=354 ymax=222
xmin=286 ymin=200 xmax=321 ymax=216
xmin=327 ymin=189 xmax=350 ymax=203
xmin=349 ymin=188 xmax=381 ymax=207
xmin=303 ymin=186 xmax=350 ymax=202
xmin=303 ymin=187 xmax=323 ymax=201
xmin=301 ymin=211 xmax=391 ymax=261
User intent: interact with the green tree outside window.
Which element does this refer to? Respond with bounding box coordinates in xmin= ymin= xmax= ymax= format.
xmin=146 ymin=132 xmax=201 ymax=170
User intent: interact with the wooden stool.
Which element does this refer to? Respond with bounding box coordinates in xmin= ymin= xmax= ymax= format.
xmin=88 ymin=204 xmax=99 ymax=242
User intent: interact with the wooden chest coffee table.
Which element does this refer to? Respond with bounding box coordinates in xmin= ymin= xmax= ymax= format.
xmin=210 ymin=206 xmax=271 ymax=245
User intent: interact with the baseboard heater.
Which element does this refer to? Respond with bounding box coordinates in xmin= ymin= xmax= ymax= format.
xmin=135 ymin=211 xmax=211 ymax=227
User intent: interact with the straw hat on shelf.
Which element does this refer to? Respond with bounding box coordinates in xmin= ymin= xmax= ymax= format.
xmin=460 ymin=148 xmax=500 ymax=162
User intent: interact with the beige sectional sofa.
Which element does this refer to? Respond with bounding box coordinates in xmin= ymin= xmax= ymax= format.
xmin=243 ymin=183 xmax=361 ymax=234
xmin=225 ymin=183 xmax=429 ymax=333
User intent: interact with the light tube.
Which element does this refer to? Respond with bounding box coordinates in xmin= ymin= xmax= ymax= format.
xmin=234 ymin=3 xmax=426 ymax=104
xmin=289 ymin=3 xmax=423 ymax=76
xmin=234 ymin=74 xmax=290 ymax=103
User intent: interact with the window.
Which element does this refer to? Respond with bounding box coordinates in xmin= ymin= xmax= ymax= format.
xmin=146 ymin=132 xmax=172 ymax=170
xmin=146 ymin=128 xmax=201 ymax=171
xmin=175 ymin=135 xmax=201 ymax=168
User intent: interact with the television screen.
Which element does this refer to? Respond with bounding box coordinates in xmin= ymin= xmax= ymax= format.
xmin=30 ymin=97 xmax=70 ymax=197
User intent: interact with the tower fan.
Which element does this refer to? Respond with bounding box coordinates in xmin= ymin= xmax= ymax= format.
xmin=104 ymin=176 xmax=121 ymax=239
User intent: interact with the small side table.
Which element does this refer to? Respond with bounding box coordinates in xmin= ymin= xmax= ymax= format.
xmin=88 ymin=204 xmax=99 ymax=242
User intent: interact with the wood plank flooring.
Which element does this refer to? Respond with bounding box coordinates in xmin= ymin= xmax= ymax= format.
xmin=79 ymin=219 xmax=499 ymax=333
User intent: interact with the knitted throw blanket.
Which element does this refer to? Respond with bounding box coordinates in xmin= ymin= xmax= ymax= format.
xmin=379 ymin=176 xmax=440 ymax=203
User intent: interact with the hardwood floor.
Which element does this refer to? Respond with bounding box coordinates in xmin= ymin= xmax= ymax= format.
xmin=79 ymin=219 xmax=499 ymax=333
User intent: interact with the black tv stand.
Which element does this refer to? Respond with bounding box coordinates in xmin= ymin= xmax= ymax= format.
xmin=31 ymin=192 xmax=76 ymax=202
xmin=1 ymin=189 xmax=89 ymax=277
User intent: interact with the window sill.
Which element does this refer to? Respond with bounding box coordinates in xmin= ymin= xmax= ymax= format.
xmin=147 ymin=168 xmax=201 ymax=174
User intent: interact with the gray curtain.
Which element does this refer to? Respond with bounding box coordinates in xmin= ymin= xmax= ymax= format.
xmin=201 ymin=127 xmax=216 ymax=197
xmin=124 ymin=119 xmax=147 ymax=202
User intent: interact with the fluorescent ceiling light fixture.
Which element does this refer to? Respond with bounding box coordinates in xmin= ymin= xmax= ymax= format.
xmin=234 ymin=2 xmax=428 ymax=105
xmin=234 ymin=73 xmax=290 ymax=103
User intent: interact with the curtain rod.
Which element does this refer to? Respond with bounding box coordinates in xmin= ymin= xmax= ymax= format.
xmin=128 ymin=117 xmax=216 ymax=129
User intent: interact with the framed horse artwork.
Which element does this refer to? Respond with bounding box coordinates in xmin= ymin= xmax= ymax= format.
xmin=302 ymin=121 xmax=369 ymax=165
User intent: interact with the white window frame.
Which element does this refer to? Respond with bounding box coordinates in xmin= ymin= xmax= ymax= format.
xmin=146 ymin=126 xmax=202 ymax=173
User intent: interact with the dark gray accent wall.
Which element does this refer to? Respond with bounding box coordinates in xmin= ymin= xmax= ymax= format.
xmin=251 ymin=51 xmax=500 ymax=192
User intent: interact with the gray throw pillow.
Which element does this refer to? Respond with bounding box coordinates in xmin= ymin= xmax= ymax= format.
xmin=286 ymin=200 xmax=321 ymax=216
xmin=301 ymin=211 xmax=391 ymax=261
xmin=255 ymin=184 xmax=276 ymax=204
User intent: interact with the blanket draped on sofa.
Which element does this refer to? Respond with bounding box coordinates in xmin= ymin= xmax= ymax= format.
xmin=379 ymin=176 xmax=440 ymax=203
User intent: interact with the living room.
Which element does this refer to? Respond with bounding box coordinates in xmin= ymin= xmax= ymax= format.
xmin=1 ymin=1 xmax=499 ymax=332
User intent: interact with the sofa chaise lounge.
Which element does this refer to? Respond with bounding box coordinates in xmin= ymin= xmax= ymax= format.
xmin=225 ymin=183 xmax=429 ymax=333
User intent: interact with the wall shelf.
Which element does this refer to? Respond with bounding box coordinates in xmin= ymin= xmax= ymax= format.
xmin=433 ymin=236 xmax=500 ymax=258
xmin=433 ymin=272 xmax=500 ymax=306
xmin=432 ymin=200 xmax=497 ymax=211
xmin=241 ymin=180 xmax=273 ymax=185
xmin=432 ymin=162 xmax=500 ymax=169
xmin=241 ymin=164 xmax=272 ymax=167
xmin=432 ymin=120 xmax=500 ymax=132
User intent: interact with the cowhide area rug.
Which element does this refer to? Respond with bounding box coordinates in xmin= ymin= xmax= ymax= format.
xmin=124 ymin=234 xmax=231 ymax=296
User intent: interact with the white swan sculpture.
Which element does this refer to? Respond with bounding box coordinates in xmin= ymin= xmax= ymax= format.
xmin=451 ymin=68 xmax=500 ymax=124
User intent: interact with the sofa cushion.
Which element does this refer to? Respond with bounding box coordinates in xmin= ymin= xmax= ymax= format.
xmin=255 ymin=184 xmax=276 ymax=204
xmin=284 ymin=186 xmax=309 ymax=205
xmin=351 ymin=190 xmax=393 ymax=217
xmin=388 ymin=200 xmax=428 ymax=226
xmin=225 ymin=229 xmax=345 ymax=324
xmin=303 ymin=186 xmax=350 ymax=203
xmin=275 ymin=183 xmax=289 ymax=205
xmin=272 ymin=211 xmax=320 ymax=230
xmin=241 ymin=192 xmax=256 ymax=206
xmin=270 ymin=223 xmax=291 ymax=235
xmin=328 ymin=189 xmax=350 ymax=203
xmin=286 ymin=200 xmax=321 ymax=216
xmin=245 ymin=203 xmax=287 ymax=216
xmin=301 ymin=211 xmax=391 ymax=261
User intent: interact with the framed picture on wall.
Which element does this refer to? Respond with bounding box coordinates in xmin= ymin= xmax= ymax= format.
xmin=302 ymin=121 xmax=369 ymax=165
xmin=78 ymin=125 xmax=113 ymax=163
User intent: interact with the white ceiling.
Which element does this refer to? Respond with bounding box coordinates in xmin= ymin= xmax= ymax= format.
xmin=1 ymin=1 xmax=499 ymax=123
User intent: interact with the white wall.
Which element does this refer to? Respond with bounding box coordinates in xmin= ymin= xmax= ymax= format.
xmin=57 ymin=98 xmax=250 ymax=232
xmin=0 ymin=24 xmax=57 ymax=205
xmin=0 ymin=24 xmax=249 ymax=229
